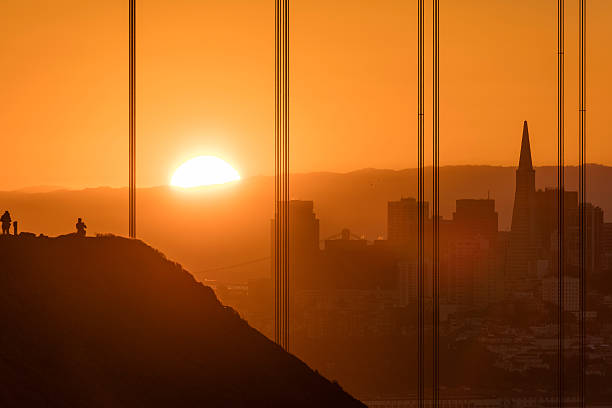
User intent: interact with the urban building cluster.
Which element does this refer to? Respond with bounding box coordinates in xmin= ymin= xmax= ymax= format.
xmin=216 ymin=122 xmax=612 ymax=399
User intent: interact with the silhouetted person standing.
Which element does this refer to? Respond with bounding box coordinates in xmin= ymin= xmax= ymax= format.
xmin=76 ymin=218 xmax=87 ymax=237
xmin=12 ymin=221 xmax=18 ymax=236
xmin=1 ymin=211 xmax=11 ymax=235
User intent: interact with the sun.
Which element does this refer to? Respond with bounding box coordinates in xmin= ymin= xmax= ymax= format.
xmin=170 ymin=156 xmax=241 ymax=188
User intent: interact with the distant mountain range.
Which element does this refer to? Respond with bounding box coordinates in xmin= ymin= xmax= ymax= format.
xmin=0 ymin=235 xmax=364 ymax=407
xmin=1 ymin=165 xmax=610 ymax=282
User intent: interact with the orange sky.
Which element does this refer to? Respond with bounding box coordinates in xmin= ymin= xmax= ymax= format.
xmin=2 ymin=0 xmax=611 ymax=190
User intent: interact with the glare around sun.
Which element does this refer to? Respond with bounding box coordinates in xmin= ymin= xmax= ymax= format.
xmin=171 ymin=156 xmax=241 ymax=188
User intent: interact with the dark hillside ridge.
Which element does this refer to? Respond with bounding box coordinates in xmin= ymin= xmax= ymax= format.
xmin=0 ymin=235 xmax=364 ymax=407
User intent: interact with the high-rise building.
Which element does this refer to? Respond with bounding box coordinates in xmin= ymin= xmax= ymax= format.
xmin=387 ymin=198 xmax=430 ymax=298
xmin=534 ymin=188 xmax=578 ymax=257
xmin=437 ymin=199 xmax=502 ymax=307
xmin=442 ymin=237 xmax=500 ymax=307
xmin=387 ymin=198 xmax=429 ymax=242
xmin=270 ymin=200 xmax=320 ymax=288
xmin=583 ymin=203 xmax=604 ymax=274
xmin=542 ymin=276 xmax=580 ymax=312
xmin=508 ymin=121 xmax=538 ymax=292
xmin=453 ymin=199 xmax=498 ymax=243
xmin=270 ymin=200 xmax=319 ymax=254
xmin=600 ymin=222 xmax=612 ymax=271
xmin=566 ymin=203 xmax=604 ymax=274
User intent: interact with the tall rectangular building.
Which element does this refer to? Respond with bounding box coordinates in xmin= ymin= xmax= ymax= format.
xmin=387 ymin=198 xmax=429 ymax=242
xmin=542 ymin=276 xmax=580 ymax=312
xmin=442 ymin=237 xmax=498 ymax=307
xmin=453 ymin=199 xmax=498 ymax=243
xmin=270 ymin=200 xmax=320 ymax=288
xmin=566 ymin=203 xmax=603 ymax=274
xmin=534 ymin=187 xmax=578 ymax=256
xmin=600 ymin=222 xmax=612 ymax=271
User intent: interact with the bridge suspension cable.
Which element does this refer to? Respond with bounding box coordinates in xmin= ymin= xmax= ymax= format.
xmin=432 ymin=0 xmax=440 ymax=406
xmin=129 ymin=0 xmax=136 ymax=238
xmin=557 ymin=0 xmax=565 ymax=406
xmin=417 ymin=0 xmax=425 ymax=406
xmin=578 ymin=0 xmax=586 ymax=406
xmin=274 ymin=0 xmax=290 ymax=351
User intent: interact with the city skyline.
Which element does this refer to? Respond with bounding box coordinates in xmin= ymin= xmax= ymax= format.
xmin=245 ymin=119 xmax=608 ymax=400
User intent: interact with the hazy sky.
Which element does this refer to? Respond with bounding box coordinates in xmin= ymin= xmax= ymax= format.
xmin=2 ymin=0 xmax=611 ymax=190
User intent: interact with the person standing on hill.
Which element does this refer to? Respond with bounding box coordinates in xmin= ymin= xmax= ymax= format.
xmin=76 ymin=218 xmax=87 ymax=237
xmin=1 ymin=211 xmax=11 ymax=235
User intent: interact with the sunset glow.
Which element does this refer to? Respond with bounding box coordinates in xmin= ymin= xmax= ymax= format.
xmin=170 ymin=156 xmax=240 ymax=188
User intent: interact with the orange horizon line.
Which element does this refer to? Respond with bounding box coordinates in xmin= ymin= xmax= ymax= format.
xmin=2 ymin=162 xmax=608 ymax=193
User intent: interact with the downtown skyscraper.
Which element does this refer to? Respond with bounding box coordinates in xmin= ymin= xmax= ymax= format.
xmin=508 ymin=121 xmax=538 ymax=292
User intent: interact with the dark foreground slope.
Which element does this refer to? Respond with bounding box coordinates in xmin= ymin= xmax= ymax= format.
xmin=0 ymin=235 xmax=364 ymax=407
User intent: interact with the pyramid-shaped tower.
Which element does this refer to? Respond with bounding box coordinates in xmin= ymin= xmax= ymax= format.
xmin=508 ymin=121 xmax=537 ymax=292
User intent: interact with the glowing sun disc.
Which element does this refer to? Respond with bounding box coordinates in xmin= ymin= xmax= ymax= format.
xmin=171 ymin=156 xmax=241 ymax=188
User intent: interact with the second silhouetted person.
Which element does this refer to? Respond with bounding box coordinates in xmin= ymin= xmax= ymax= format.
xmin=76 ymin=218 xmax=87 ymax=237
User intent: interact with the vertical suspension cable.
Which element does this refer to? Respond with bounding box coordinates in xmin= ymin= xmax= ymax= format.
xmin=282 ymin=0 xmax=286 ymax=351
xmin=274 ymin=0 xmax=290 ymax=351
xmin=284 ymin=0 xmax=290 ymax=351
xmin=557 ymin=0 xmax=565 ymax=406
xmin=417 ymin=0 xmax=425 ymax=406
xmin=129 ymin=0 xmax=136 ymax=238
xmin=578 ymin=1 xmax=586 ymax=406
xmin=432 ymin=0 xmax=440 ymax=406
xmin=274 ymin=0 xmax=280 ymax=346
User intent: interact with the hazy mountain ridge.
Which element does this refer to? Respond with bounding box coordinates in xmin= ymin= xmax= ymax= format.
xmin=0 ymin=235 xmax=363 ymax=407
xmin=1 ymin=165 xmax=610 ymax=281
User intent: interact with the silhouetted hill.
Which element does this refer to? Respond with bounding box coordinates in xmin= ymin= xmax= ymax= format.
xmin=0 ymin=235 xmax=364 ymax=407
xmin=1 ymin=165 xmax=611 ymax=281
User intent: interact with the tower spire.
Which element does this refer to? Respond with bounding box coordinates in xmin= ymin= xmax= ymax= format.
xmin=519 ymin=120 xmax=533 ymax=171
xmin=509 ymin=120 xmax=537 ymax=293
